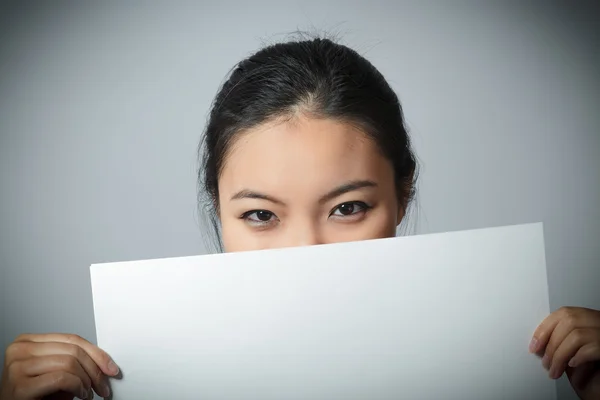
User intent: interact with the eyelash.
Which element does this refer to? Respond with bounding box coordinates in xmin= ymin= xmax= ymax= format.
xmin=240 ymin=201 xmax=372 ymax=228
xmin=240 ymin=209 xmax=279 ymax=228
xmin=329 ymin=201 xmax=372 ymax=219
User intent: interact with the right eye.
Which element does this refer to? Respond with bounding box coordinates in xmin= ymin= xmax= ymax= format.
xmin=241 ymin=210 xmax=278 ymax=227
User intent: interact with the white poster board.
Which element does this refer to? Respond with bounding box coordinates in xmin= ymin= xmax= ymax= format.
xmin=91 ymin=223 xmax=555 ymax=400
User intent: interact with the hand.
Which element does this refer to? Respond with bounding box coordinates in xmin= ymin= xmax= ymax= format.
xmin=0 ymin=333 xmax=119 ymax=400
xmin=530 ymin=307 xmax=600 ymax=400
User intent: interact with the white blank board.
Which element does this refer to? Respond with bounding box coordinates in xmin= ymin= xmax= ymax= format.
xmin=91 ymin=223 xmax=555 ymax=400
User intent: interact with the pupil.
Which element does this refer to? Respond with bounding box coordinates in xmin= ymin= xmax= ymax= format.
xmin=256 ymin=211 xmax=271 ymax=221
xmin=339 ymin=203 xmax=354 ymax=215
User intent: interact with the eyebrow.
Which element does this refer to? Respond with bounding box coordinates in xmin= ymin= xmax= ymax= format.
xmin=230 ymin=189 xmax=285 ymax=205
xmin=229 ymin=180 xmax=377 ymax=205
xmin=319 ymin=180 xmax=377 ymax=203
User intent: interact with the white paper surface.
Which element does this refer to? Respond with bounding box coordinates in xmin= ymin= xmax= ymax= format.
xmin=91 ymin=223 xmax=555 ymax=400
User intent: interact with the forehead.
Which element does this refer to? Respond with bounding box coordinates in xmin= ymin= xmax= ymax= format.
xmin=218 ymin=116 xmax=392 ymax=198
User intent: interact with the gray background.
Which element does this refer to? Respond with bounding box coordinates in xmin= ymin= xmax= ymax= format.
xmin=1 ymin=1 xmax=598 ymax=399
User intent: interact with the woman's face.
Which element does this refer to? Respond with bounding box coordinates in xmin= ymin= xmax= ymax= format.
xmin=217 ymin=115 xmax=404 ymax=252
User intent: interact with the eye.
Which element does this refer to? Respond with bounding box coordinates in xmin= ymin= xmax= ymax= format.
xmin=329 ymin=201 xmax=371 ymax=218
xmin=241 ymin=210 xmax=278 ymax=227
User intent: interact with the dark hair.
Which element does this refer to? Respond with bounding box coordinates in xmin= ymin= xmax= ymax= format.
xmin=198 ymin=37 xmax=417 ymax=252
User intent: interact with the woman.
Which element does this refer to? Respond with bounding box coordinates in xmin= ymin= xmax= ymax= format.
xmin=1 ymin=38 xmax=599 ymax=400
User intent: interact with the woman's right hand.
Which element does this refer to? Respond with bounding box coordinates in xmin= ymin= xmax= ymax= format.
xmin=0 ymin=333 xmax=119 ymax=400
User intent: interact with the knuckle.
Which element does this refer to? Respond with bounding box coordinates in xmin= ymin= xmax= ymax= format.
xmin=571 ymin=328 xmax=585 ymax=344
xmin=559 ymin=307 xmax=579 ymax=328
xmin=12 ymin=384 xmax=28 ymax=400
xmin=545 ymin=339 xmax=558 ymax=355
xmin=535 ymin=328 xmax=547 ymax=341
xmin=6 ymin=360 xmax=22 ymax=379
xmin=5 ymin=342 xmax=26 ymax=361
xmin=93 ymin=366 xmax=104 ymax=382
xmin=559 ymin=306 xmax=576 ymax=318
xmin=66 ymin=343 xmax=86 ymax=360
xmin=50 ymin=372 xmax=67 ymax=387
xmin=14 ymin=333 xmax=29 ymax=342
xmin=51 ymin=372 xmax=74 ymax=390
xmin=564 ymin=316 xmax=577 ymax=330
xmin=65 ymin=354 xmax=81 ymax=371
xmin=64 ymin=333 xmax=84 ymax=345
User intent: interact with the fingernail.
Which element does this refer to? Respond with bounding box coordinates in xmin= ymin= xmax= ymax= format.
xmin=529 ymin=337 xmax=538 ymax=353
xmin=107 ymin=359 xmax=119 ymax=375
xmin=568 ymin=358 xmax=577 ymax=368
xmin=542 ymin=354 xmax=550 ymax=370
xmin=88 ymin=388 xmax=94 ymax=399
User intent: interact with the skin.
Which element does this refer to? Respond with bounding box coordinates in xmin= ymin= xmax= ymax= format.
xmin=1 ymin=115 xmax=599 ymax=400
xmin=218 ymin=116 xmax=402 ymax=251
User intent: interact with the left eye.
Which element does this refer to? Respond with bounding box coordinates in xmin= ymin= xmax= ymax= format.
xmin=330 ymin=201 xmax=369 ymax=217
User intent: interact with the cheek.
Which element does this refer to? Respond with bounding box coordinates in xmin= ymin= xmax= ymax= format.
xmin=220 ymin=212 xmax=254 ymax=252
xmin=221 ymin=220 xmax=254 ymax=252
xmin=220 ymin=211 xmax=284 ymax=252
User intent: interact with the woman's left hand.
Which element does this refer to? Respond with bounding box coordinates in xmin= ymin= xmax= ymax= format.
xmin=530 ymin=306 xmax=600 ymax=400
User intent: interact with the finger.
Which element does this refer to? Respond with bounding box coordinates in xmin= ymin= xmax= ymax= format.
xmin=15 ymin=342 xmax=111 ymax=398
xmin=19 ymin=355 xmax=92 ymax=390
xmin=568 ymin=341 xmax=600 ymax=368
xmin=15 ymin=333 xmax=119 ymax=376
xmin=548 ymin=328 xmax=595 ymax=379
xmin=16 ymin=371 xmax=89 ymax=400
xmin=566 ymin=362 xmax=597 ymax=394
xmin=45 ymin=391 xmax=91 ymax=400
xmin=540 ymin=308 xmax=585 ymax=370
xmin=530 ymin=309 xmax=563 ymax=354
